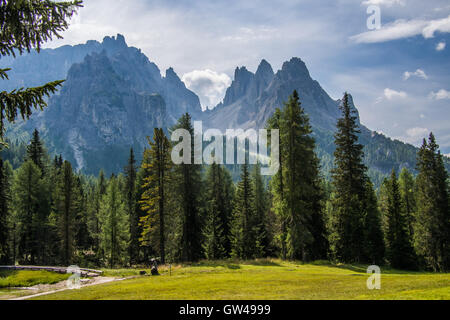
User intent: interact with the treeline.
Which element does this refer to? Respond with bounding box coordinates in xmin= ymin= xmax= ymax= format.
xmin=0 ymin=91 xmax=448 ymax=271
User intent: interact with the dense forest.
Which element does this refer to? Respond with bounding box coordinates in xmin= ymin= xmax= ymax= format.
xmin=0 ymin=0 xmax=448 ymax=273
xmin=0 ymin=91 xmax=448 ymax=272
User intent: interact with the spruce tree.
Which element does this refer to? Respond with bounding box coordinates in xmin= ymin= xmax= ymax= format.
xmin=329 ymin=92 xmax=367 ymax=263
xmin=203 ymin=162 xmax=234 ymax=259
xmin=267 ymin=91 xmax=327 ymax=261
xmin=53 ymin=161 xmax=79 ymax=265
xmin=0 ymin=158 xmax=9 ymax=263
xmin=414 ymin=133 xmax=450 ymax=271
xmin=13 ymin=160 xmax=42 ymax=264
xmin=251 ymin=163 xmax=269 ymax=258
xmin=363 ymin=181 xmax=385 ymax=264
xmin=124 ymin=148 xmax=139 ymax=265
xmin=26 ymin=129 xmax=45 ymax=174
xmin=398 ymin=168 xmax=416 ymax=238
xmin=140 ymin=129 xmax=171 ymax=264
xmin=0 ymin=0 xmax=82 ymax=147
xmin=99 ymin=175 xmax=129 ymax=268
xmin=171 ymin=113 xmax=203 ymax=262
xmin=267 ymin=108 xmax=287 ymax=259
xmin=231 ymin=163 xmax=259 ymax=259
xmin=384 ymin=169 xmax=416 ymax=269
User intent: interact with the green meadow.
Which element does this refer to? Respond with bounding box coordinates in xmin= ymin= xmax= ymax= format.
xmin=19 ymin=260 xmax=449 ymax=300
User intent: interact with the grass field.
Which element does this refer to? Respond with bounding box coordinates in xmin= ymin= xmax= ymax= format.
xmin=0 ymin=270 xmax=70 ymax=289
xmin=26 ymin=260 xmax=450 ymax=300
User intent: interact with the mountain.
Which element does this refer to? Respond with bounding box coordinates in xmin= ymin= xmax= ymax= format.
xmin=2 ymin=35 xmax=448 ymax=181
xmin=203 ymin=57 xmax=448 ymax=185
xmin=4 ymin=35 xmax=202 ymax=173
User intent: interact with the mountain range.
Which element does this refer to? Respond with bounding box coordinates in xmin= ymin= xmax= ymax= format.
xmin=1 ymin=34 xmax=448 ymax=183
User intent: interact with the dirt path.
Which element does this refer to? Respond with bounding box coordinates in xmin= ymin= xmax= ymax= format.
xmin=8 ymin=276 xmax=129 ymax=300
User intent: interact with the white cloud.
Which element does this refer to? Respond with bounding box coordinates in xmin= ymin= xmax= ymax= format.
xmin=384 ymin=88 xmax=407 ymax=100
xmin=361 ymin=0 xmax=405 ymax=7
xmin=436 ymin=41 xmax=446 ymax=51
xmin=350 ymin=15 xmax=450 ymax=43
xmin=403 ymin=69 xmax=428 ymax=80
xmin=182 ymin=69 xmax=232 ymax=110
xmin=422 ymin=15 xmax=450 ymax=38
xmin=444 ymin=153 xmax=450 ymax=158
xmin=420 ymin=113 xmax=425 ymax=119
xmin=405 ymin=127 xmax=429 ymax=143
xmin=429 ymin=89 xmax=450 ymax=100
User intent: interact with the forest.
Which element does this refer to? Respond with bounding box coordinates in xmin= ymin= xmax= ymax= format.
xmin=0 ymin=0 xmax=448 ymax=275
xmin=0 ymin=90 xmax=448 ymax=272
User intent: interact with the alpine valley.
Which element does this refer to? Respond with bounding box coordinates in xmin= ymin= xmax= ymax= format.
xmin=1 ymin=34 xmax=448 ymax=184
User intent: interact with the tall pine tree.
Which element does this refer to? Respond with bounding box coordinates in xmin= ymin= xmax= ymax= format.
xmin=231 ymin=163 xmax=256 ymax=259
xmin=384 ymin=170 xmax=415 ymax=269
xmin=414 ymin=133 xmax=450 ymax=271
xmin=99 ymin=175 xmax=129 ymax=268
xmin=0 ymin=158 xmax=9 ymax=263
xmin=171 ymin=113 xmax=203 ymax=262
xmin=124 ymin=148 xmax=139 ymax=265
xmin=140 ymin=129 xmax=171 ymax=264
xmin=329 ymin=93 xmax=368 ymax=263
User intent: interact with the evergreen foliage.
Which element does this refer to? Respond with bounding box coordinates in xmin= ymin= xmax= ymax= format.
xmin=0 ymin=0 xmax=82 ymax=145
xmin=414 ymin=134 xmax=450 ymax=271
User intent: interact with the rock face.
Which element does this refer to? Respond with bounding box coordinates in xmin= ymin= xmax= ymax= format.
xmin=204 ymin=57 xmax=341 ymax=131
xmin=12 ymin=35 xmax=202 ymax=174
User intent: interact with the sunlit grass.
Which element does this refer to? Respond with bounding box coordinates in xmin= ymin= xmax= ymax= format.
xmin=0 ymin=270 xmax=70 ymax=288
xmin=32 ymin=259 xmax=450 ymax=300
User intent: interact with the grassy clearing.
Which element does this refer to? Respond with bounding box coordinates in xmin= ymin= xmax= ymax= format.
xmin=0 ymin=270 xmax=70 ymax=288
xmin=32 ymin=259 xmax=450 ymax=300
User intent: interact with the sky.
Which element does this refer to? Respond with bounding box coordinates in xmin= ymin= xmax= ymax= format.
xmin=46 ymin=0 xmax=450 ymax=154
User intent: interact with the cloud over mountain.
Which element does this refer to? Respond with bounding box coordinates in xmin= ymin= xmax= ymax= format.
xmin=182 ymin=70 xmax=231 ymax=110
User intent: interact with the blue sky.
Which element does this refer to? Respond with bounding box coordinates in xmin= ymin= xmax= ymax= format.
xmin=47 ymin=0 xmax=450 ymax=154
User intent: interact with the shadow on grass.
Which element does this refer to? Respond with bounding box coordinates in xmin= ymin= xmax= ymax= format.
xmin=185 ymin=258 xmax=283 ymax=269
xmin=332 ymin=263 xmax=429 ymax=275
xmin=0 ymin=270 xmax=18 ymax=278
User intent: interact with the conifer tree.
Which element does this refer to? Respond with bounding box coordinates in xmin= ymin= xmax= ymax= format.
xmin=329 ymin=93 xmax=367 ymax=263
xmin=414 ymin=133 xmax=450 ymax=271
xmin=251 ymin=163 xmax=269 ymax=258
xmin=203 ymin=162 xmax=233 ymax=259
xmin=231 ymin=163 xmax=257 ymax=259
xmin=0 ymin=0 xmax=83 ymax=147
xmin=268 ymin=91 xmax=327 ymax=261
xmin=99 ymin=175 xmax=129 ymax=268
xmin=398 ymin=168 xmax=416 ymax=238
xmin=171 ymin=113 xmax=203 ymax=262
xmin=13 ymin=160 xmax=42 ymax=264
xmin=363 ymin=181 xmax=385 ymax=264
xmin=140 ymin=129 xmax=171 ymax=264
xmin=52 ymin=161 xmax=80 ymax=265
xmin=267 ymin=108 xmax=287 ymax=259
xmin=26 ymin=129 xmax=45 ymax=174
xmin=384 ymin=169 xmax=416 ymax=269
xmin=124 ymin=148 xmax=139 ymax=265
xmin=0 ymin=158 xmax=9 ymax=263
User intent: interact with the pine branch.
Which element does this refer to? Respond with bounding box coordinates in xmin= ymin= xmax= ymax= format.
xmin=0 ymin=0 xmax=83 ymax=57
xmin=0 ymin=68 xmax=10 ymax=79
xmin=0 ymin=79 xmax=64 ymax=137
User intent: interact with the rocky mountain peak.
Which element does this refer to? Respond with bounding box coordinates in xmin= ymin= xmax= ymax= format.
xmin=279 ymin=57 xmax=311 ymax=80
xmin=101 ymin=34 xmax=128 ymax=52
xmin=255 ymin=59 xmax=274 ymax=78
xmin=165 ymin=67 xmax=181 ymax=82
